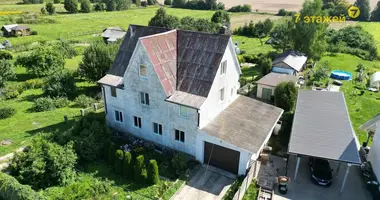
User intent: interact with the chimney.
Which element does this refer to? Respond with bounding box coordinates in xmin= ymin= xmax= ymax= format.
xmin=218 ymin=25 xmax=228 ymax=35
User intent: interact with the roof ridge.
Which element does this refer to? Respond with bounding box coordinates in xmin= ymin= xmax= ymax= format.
xmin=139 ymin=29 xmax=177 ymax=40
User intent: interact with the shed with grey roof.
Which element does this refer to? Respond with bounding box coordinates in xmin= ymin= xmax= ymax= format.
xmin=272 ymin=50 xmax=307 ymax=75
xmin=256 ymin=72 xmax=298 ymax=100
xmin=288 ymin=90 xmax=361 ymax=193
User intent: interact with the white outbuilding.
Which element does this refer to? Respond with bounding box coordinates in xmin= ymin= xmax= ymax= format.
xmin=370 ymin=72 xmax=380 ymax=89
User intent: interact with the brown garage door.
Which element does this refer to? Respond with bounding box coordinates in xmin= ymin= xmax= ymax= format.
xmin=204 ymin=142 xmax=240 ymax=174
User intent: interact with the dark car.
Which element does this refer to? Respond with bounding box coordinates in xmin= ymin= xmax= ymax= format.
xmin=309 ymin=157 xmax=333 ymax=186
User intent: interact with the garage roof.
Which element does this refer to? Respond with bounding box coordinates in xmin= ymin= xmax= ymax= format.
xmin=201 ymin=95 xmax=283 ymax=154
xmin=288 ymin=90 xmax=361 ymax=164
xmin=256 ymin=72 xmax=298 ymax=87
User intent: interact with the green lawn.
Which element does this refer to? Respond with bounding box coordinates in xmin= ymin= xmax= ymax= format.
xmin=320 ymin=53 xmax=380 ymax=142
xmin=65 ymin=55 xmax=82 ymax=70
xmin=241 ymin=65 xmax=262 ymax=81
xmin=232 ymin=35 xmax=274 ymax=55
xmin=359 ymin=22 xmax=380 ymax=55
xmin=242 ymin=183 xmax=258 ymax=200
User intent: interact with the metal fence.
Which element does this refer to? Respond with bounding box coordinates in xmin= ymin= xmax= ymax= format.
xmin=232 ymin=161 xmax=257 ymax=200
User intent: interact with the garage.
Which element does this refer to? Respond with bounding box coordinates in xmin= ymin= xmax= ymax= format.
xmin=204 ymin=142 xmax=240 ymax=174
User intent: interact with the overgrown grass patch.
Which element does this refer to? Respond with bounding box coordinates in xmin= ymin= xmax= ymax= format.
xmin=232 ymin=35 xmax=274 ymax=55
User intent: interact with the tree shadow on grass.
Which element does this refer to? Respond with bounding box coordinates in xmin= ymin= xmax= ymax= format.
xmin=26 ymin=117 xmax=78 ymax=136
xmin=12 ymin=73 xmax=35 ymax=83
xmin=20 ymin=93 xmax=43 ymax=102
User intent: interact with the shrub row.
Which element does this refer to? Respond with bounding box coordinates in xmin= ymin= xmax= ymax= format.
xmin=0 ymin=172 xmax=45 ymax=200
xmin=227 ymin=4 xmax=251 ymax=12
xmin=233 ymin=19 xmax=274 ymax=38
xmin=75 ymin=94 xmax=96 ymax=108
xmin=277 ymin=8 xmax=296 ymax=16
xmin=0 ymin=50 xmax=13 ymax=60
xmin=171 ymin=0 xmax=224 ymax=10
xmin=1 ymin=84 xmax=24 ymax=100
xmin=0 ymin=107 xmax=16 ymax=119
xmin=33 ymin=97 xmax=70 ymax=112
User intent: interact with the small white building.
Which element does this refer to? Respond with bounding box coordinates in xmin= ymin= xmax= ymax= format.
xmin=256 ymin=72 xmax=298 ymax=100
xmin=360 ymin=114 xmax=380 ymax=181
xmin=101 ymin=26 xmax=127 ymax=43
xmin=98 ymin=25 xmax=283 ymax=175
xmin=370 ymin=72 xmax=380 ymax=90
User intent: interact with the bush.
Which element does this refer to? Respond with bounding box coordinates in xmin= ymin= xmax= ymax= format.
xmin=274 ymin=81 xmax=298 ymax=112
xmin=172 ymin=0 xmax=186 ymax=8
xmin=223 ymin=176 xmax=244 ymax=200
xmin=134 ymin=155 xmax=146 ymax=183
xmin=74 ymin=94 xmax=96 ymax=108
xmin=0 ymin=108 xmax=16 ymax=119
xmin=216 ymin=2 xmax=224 ymax=10
xmin=80 ymin=0 xmax=92 ymax=12
xmin=141 ymin=1 xmax=147 ymax=6
xmin=34 ymin=97 xmax=56 ymax=112
xmin=211 ymin=10 xmax=230 ymax=24
xmin=135 ymin=0 xmax=141 ymax=6
xmin=171 ymin=152 xmax=191 ymax=176
xmin=277 ymin=8 xmax=295 ymax=16
xmin=147 ymin=159 xmax=159 ymax=185
xmin=53 ymin=97 xmax=70 ymax=108
xmin=64 ymin=0 xmax=79 ymax=13
xmin=40 ymin=7 xmax=47 ymax=14
xmin=42 ymin=72 xmax=77 ymax=98
xmin=46 ymin=2 xmax=56 ymax=14
xmin=0 ymin=51 xmax=13 ymax=60
xmin=10 ymin=136 xmax=77 ymax=190
xmin=54 ymin=40 xmax=77 ymax=59
xmin=94 ymin=2 xmax=105 ymax=11
xmin=0 ymin=59 xmax=15 ymax=88
xmin=114 ymin=149 xmax=124 ymax=174
xmin=30 ymin=30 xmax=38 ymax=35
xmin=123 ymin=151 xmax=133 ymax=178
xmin=234 ymin=19 xmax=273 ymax=38
xmin=108 ymin=142 xmax=117 ymax=165
xmin=22 ymin=0 xmax=43 ymax=4
xmin=259 ymin=57 xmax=272 ymax=75
xmin=0 ymin=172 xmax=44 ymax=200
xmin=164 ymin=0 xmax=171 ymax=5
xmin=25 ymin=78 xmax=44 ymax=89
xmin=2 ymin=84 xmax=24 ymax=99
xmin=15 ymin=47 xmax=65 ymax=77
xmin=147 ymin=0 xmax=155 ymax=5
xmin=228 ymin=4 xmax=251 ymax=12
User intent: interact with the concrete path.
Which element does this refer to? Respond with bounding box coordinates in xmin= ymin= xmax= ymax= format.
xmin=171 ymin=166 xmax=235 ymax=200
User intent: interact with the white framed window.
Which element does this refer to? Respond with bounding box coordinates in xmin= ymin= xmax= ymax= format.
xmin=220 ymin=60 xmax=227 ymax=75
xmin=153 ymin=122 xmax=162 ymax=135
xmin=133 ymin=116 xmax=142 ymax=128
xmin=140 ymin=92 xmax=150 ymax=105
xmin=175 ymin=129 xmax=185 ymax=143
xmin=139 ymin=64 xmax=147 ymax=77
xmin=111 ymin=87 xmax=117 ymax=97
xmin=220 ymin=88 xmax=225 ymax=101
xmin=179 ymin=105 xmax=188 ymax=117
xmin=115 ymin=110 xmax=123 ymax=122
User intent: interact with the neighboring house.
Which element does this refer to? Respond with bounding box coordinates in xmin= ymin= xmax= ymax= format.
xmin=98 ymin=25 xmax=284 ymax=175
xmin=359 ymin=114 xmax=380 ymax=181
xmin=1 ymin=24 xmax=30 ymax=37
xmin=0 ymin=43 xmax=4 ymax=49
xmin=271 ymin=50 xmax=307 ymax=75
xmin=370 ymin=72 xmax=380 ymax=90
xmin=101 ymin=27 xmax=127 ymax=43
xmin=256 ymin=72 xmax=298 ymax=100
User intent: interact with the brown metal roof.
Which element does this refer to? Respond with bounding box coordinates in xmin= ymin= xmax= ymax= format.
xmin=201 ymin=95 xmax=283 ymax=153
xmin=108 ymin=25 xmax=172 ymax=77
xmin=256 ymin=72 xmax=298 ymax=87
xmin=166 ymin=91 xmax=206 ymax=109
xmin=141 ymin=30 xmax=177 ymax=96
xmin=176 ymin=30 xmax=230 ymax=97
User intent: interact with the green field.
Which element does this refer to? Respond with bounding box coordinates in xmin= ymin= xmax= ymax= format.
xmin=320 ymin=53 xmax=380 ymax=142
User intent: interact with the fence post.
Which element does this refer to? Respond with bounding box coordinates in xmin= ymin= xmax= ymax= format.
xmin=80 ymin=109 xmax=85 ymax=116
xmin=93 ymin=103 xmax=97 ymax=111
xmin=63 ymin=115 xmax=68 ymax=122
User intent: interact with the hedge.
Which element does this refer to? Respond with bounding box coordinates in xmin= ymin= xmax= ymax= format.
xmin=0 ymin=172 xmax=45 ymax=200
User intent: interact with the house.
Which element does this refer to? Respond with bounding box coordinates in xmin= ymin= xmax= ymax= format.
xmin=359 ymin=114 xmax=380 ymax=181
xmin=1 ymin=24 xmax=30 ymax=37
xmin=370 ymin=72 xmax=380 ymax=90
xmin=98 ymin=25 xmax=284 ymax=175
xmin=101 ymin=27 xmax=127 ymax=43
xmin=256 ymin=72 xmax=298 ymax=100
xmin=271 ymin=50 xmax=307 ymax=75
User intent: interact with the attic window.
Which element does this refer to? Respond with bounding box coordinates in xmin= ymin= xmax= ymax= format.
xmin=111 ymin=87 xmax=117 ymax=97
xmin=139 ymin=64 xmax=147 ymax=77
xmin=220 ymin=60 xmax=227 ymax=75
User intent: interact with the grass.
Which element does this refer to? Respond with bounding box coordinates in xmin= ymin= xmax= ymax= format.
xmin=319 ymin=53 xmax=380 ymax=142
xmin=242 ymin=183 xmax=259 ymax=200
xmin=232 ymin=35 xmax=274 ymax=55
xmin=65 ymin=55 xmax=82 ymax=70
xmin=241 ymin=65 xmax=262 ymax=81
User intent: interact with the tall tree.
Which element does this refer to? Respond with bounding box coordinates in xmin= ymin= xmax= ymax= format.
xmin=270 ymin=21 xmax=293 ymax=52
xmin=80 ymin=0 xmax=92 ymax=12
xmin=274 ymin=81 xmax=298 ymax=112
xmin=46 ymin=2 xmax=56 ymax=14
xmin=371 ymin=1 xmax=380 ymax=21
xmin=148 ymin=8 xmax=180 ymax=29
xmin=292 ymin=0 xmax=328 ymax=60
xmin=354 ymin=0 xmax=370 ymax=21
xmin=64 ymin=0 xmax=79 ymax=13
xmin=78 ymin=42 xmax=119 ymax=82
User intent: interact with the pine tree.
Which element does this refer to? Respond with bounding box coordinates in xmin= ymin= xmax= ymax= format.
xmin=354 ymin=0 xmax=370 ymax=21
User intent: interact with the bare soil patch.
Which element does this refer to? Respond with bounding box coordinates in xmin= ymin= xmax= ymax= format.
xmin=231 ymin=14 xmax=282 ymax=29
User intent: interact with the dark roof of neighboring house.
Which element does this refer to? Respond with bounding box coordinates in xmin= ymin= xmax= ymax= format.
xmin=256 ymin=72 xmax=298 ymax=87
xmin=11 ymin=25 xmax=29 ymax=31
xmin=106 ymin=24 xmax=231 ymax=98
xmin=288 ymin=90 xmax=361 ymax=164
xmin=273 ymin=50 xmax=307 ymax=72
xmin=359 ymin=114 xmax=380 ymax=133
xmin=101 ymin=26 xmax=127 ymax=40
xmin=109 ymin=25 xmax=171 ymax=77
xmin=201 ymin=95 xmax=283 ymax=153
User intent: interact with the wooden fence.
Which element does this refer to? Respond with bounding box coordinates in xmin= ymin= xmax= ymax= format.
xmin=232 ymin=161 xmax=257 ymax=200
